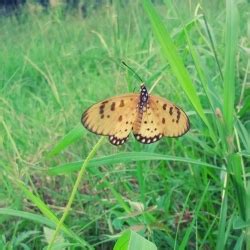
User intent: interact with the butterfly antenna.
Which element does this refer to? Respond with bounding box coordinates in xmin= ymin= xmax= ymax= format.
xmin=122 ymin=61 xmax=144 ymax=83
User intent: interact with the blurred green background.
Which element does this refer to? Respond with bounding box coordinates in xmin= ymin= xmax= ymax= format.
xmin=0 ymin=0 xmax=249 ymax=249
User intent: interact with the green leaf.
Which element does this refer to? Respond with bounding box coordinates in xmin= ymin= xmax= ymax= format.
xmin=114 ymin=230 xmax=157 ymax=250
xmin=43 ymin=227 xmax=67 ymax=248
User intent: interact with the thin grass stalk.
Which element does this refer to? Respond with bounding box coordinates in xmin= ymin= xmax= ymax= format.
xmin=202 ymin=15 xmax=223 ymax=81
xmin=47 ymin=137 xmax=105 ymax=250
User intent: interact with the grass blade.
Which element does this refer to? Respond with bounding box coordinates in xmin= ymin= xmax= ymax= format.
xmin=16 ymin=180 xmax=91 ymax=248
xmin=47 ymin=125 xmax=85 ymax=157
xmin=0 ymin=208 xmax=55 ymax=228
xmin=223 ymin=0 xmax=239 ymax=138
xmin=216 ymin=174 xmax=228 ymax=250
xmin=179 ymin=182 xmax=209 ymax=249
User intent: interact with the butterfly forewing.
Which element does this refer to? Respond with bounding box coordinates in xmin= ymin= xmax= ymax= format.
xmin=82 ymin=94 xmax=139 ymax=145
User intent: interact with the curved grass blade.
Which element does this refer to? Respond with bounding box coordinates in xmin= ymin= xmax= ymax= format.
xmin=0 ymin=208 xmax=55 ymax=228
xmin=48 ymin=152 xmax=224 ymax=176
xmin=142 ymin=0 xmax=216 ymax=143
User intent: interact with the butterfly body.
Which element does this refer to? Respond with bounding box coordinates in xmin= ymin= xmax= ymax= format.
xmin=82 ymin=84 xmax=190 ymax=145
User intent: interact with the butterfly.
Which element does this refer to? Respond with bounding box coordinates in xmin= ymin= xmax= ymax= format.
xmin=81 ymin=83 xmax=190 ymax=145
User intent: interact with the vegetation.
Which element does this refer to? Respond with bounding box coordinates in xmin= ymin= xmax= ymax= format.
xmin=0 ymin=0 xmax=249 ymax=249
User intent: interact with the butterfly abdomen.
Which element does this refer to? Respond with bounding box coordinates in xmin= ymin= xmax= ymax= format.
xmin=133 ymin=84 xmax=149 ymax=131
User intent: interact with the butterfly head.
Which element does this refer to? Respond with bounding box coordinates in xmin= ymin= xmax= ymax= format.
xmin=140 ymin=83 xmax=148 ymax=106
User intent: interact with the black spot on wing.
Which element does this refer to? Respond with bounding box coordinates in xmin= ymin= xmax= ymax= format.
xmin=176 ymin=108 xmax=181 ymax=123
xmin=111 ymin=102 xmax=116 ymax=111
xmin=119 ymin=99 xmax=125 ymax=107
xmin=169 ymin=107 xmax=173 ymax=115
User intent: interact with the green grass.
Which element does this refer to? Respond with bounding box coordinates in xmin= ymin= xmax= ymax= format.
xmin=0 ymin=0 xmax=249 ymax=249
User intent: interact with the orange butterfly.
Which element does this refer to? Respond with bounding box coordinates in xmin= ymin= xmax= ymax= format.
xmin=81 ymin=84 xmax=190 ymax=145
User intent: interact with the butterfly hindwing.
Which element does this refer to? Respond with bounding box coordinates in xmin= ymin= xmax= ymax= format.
xmin=82 ymin=94 xmax=139 ymax=145
xmin=149 ymin=95 xmax=190 ymax=137
xmin=132 ymin=97 xmax=163 ymax=144
xmin=132 ymin=95 xmax=190 ymax=143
